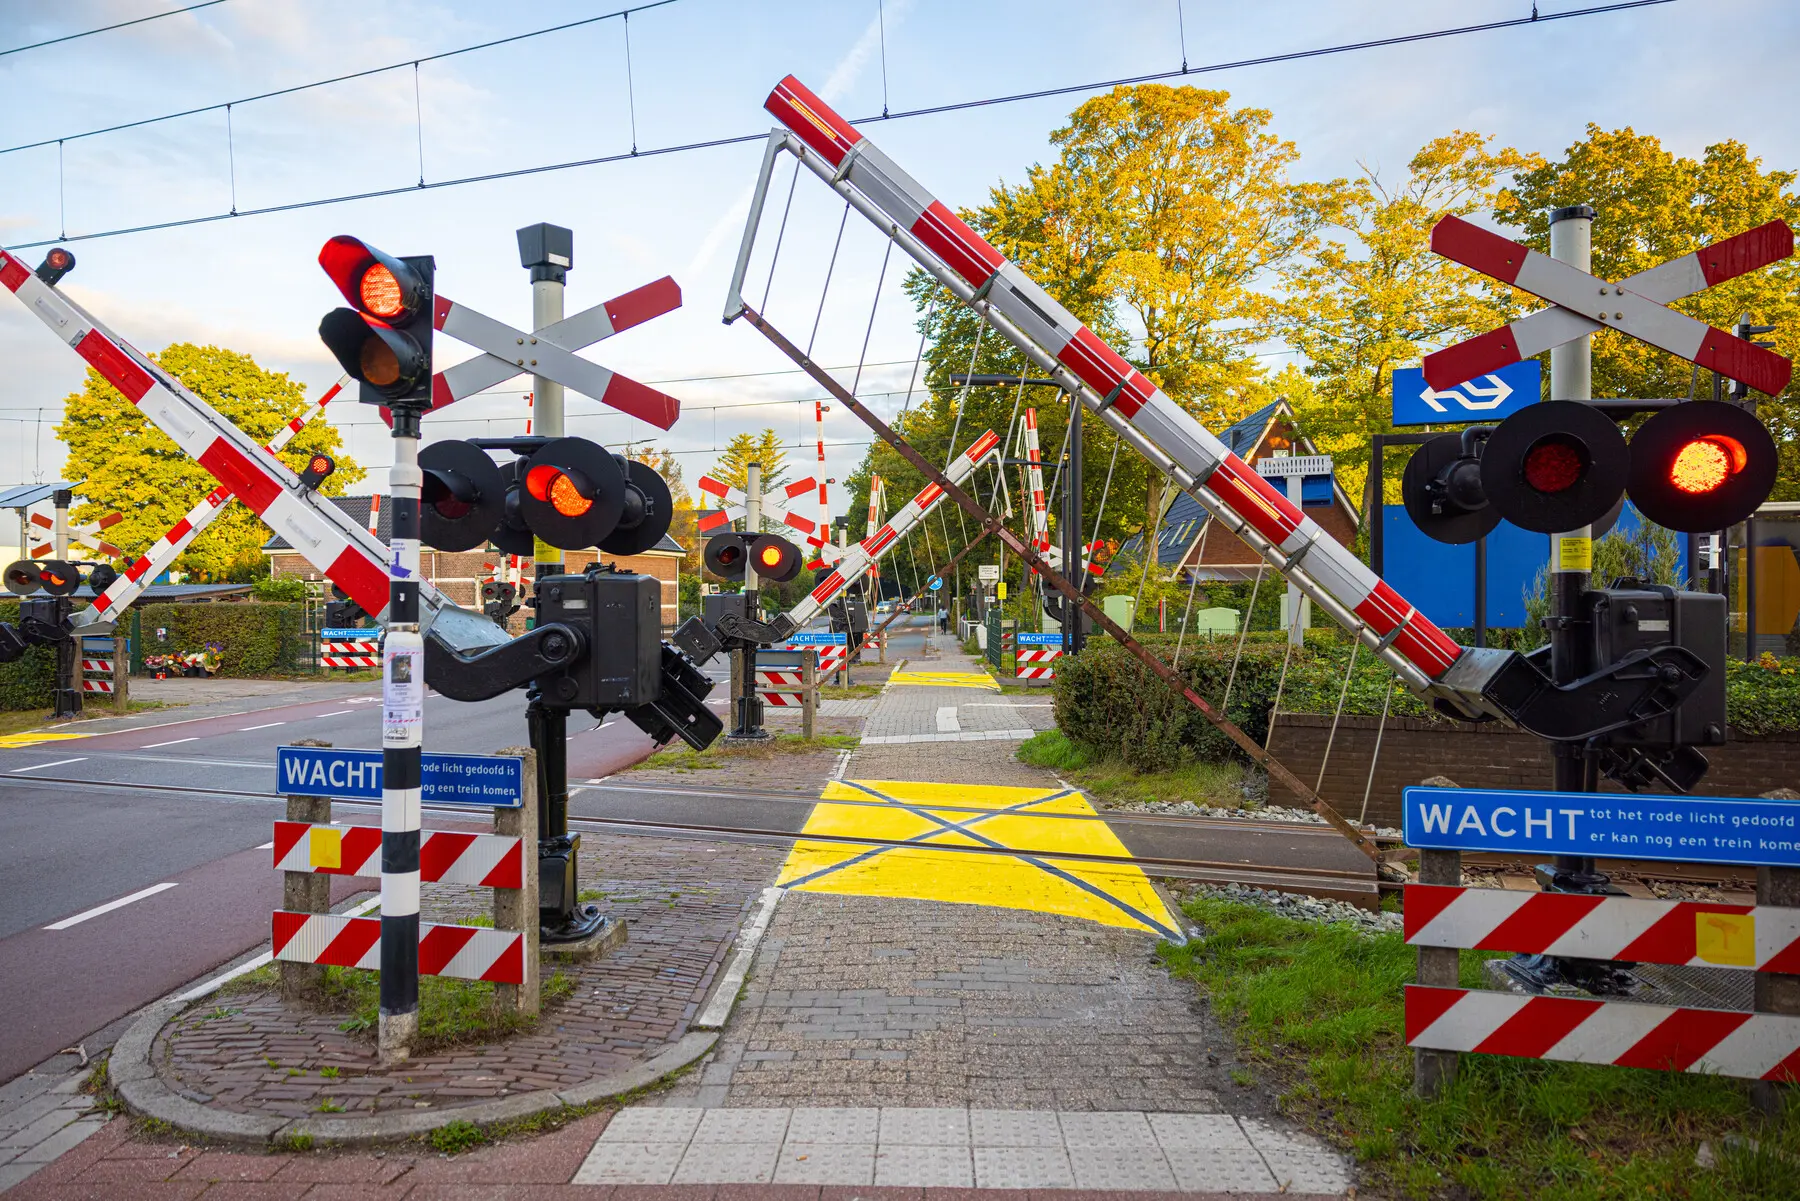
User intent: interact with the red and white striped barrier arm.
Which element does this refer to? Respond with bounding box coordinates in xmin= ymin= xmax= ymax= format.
xmin=787 ymin=430 xmax=999 ymax=629
xmin=760 ymin=77 xmax=1485 ymax=709
xmin=1406 ymin=986 xmax=1800 ymax=1082
xmin=1024 ymin=408 xmax=1050 ymax=558
xmin=272 ymin=911 xmax=524 ymax=984
xmin=1405 ymin=884 xmax=1800 ymax=971
xmin=365 ymin=491 xmax=382 ymax=536
xmin=83 ymin=375 xmax=353 ymax=624
xmin=0 ymin=254 xmax=406 ymax=623
xmin=272 ymin=822 xmax=523 ymax=888
xmin=814 ymin=400 xmax=831 ymax=537
xmin=1424 ymin=217 xmax=1794 ymax=395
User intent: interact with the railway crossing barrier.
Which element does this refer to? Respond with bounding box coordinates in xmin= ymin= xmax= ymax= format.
xmin=271 ymin=742 xmax=541 ymax=1015
xmin=755 ymin=647 xmax=820 ymax=739
xmin=1403 ymin=783 xmax=1800 ymax=1107
xmin=1015 ymin=632 xmax=1062 ymax=680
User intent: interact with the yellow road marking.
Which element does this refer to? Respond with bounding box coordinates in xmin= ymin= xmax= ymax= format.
xmin=888 ymin=670 xmax=999 ymax=690
xmin=777 ymin=777 xmax=1182 ymax=940
xmin=0 ymin=732 xmax=88 ymax=749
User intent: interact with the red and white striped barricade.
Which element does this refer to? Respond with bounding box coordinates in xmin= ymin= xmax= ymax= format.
xmin=320 ymin=626 xmax=379 ymax=670
xmin=755 ymin=648 xmax=814 ymax=708
xmin=1401 ymin=782 xmax=1800 ymax=1086
xmin=271 ymin=744 xmax=539 ymax=1009
xmin=79 ymin=634 xmax=117 ymax=693
xmin=1015 ymin=633 xmax=1063 ymax=680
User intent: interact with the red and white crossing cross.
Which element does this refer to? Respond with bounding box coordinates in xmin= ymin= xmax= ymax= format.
xmin=383 ymin=277 xmax=684 ymax=430
xmin=1424 ymin=216 xmax=1795 ymax=396
xmin=29 ymin=510 xmax=122 ymax=560
xmin=696 ymin=474 xmax=821 ymax=539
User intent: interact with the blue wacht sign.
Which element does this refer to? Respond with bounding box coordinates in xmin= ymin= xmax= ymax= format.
xmin=785 ymin=631 xmax=847 ymax=645
xmin=1403 ymin=786 xmax=1800 ymax=868
xmin=275 ymin=746 xmax=523 ymax=808
xmin=1016 ymin=632 xmax=1063 ymax=645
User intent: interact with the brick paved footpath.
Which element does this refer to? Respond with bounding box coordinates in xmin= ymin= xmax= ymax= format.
xmin=2 ymin=637 xmax=1353 ymax=1197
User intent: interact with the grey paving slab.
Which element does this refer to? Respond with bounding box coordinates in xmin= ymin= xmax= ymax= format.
xmin=970 ymin=1106 xmax=1063 ymax=1146
xmin=974 ymin=1144 xmax=1078 ymax=1188
xmin=1149 ymin=1111 xmax=1257 ymax=1148
xmin=787 ymin=1106 xmax=881 ymax=1142
xmin=1059 ymin=1109 xmax=1159 ymax=1148
xmin=879 ymin=1106 xmax=970 ymax=1144
xmin=14 ymin=1117 xmax=105 ymax=1165
xmin=694 ymin=1106 xmax=790 ymax=1142
xmin=673 ymin=1140 xmax=782 ymax=1183
xmin=1162 ymin=1143 xmax=1281 ymax=1192
xmin=573 ymin=1140 xmax=685 ymax=1185
xmin=1240 ymin=1114 xmax=1333 ymax=1153
xmin=1067 ymin=1144 xmax=1179 ymax=1190
xmin=873 ymin=1142 xmax=975 ymax=1187
xmin=598 ymin=1106 xmax=705 ymax=1142
xmin=773 ymin=1141 xmax=876 ymax=1184
xmin=1263 ymin=1148 xmax=1358 ymax=1194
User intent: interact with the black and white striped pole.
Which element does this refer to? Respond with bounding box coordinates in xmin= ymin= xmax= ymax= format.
xmin=380 ymin=408 xmax=425 ymax=1063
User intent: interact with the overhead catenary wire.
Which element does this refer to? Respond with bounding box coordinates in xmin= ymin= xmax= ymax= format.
xmin=0 ymin=0 xmax=1670 ymax=250
xmin=0 ymin=0 xmax=232 ymax=58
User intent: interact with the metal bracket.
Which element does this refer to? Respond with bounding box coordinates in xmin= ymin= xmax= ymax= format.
xmin=424 ymin=622 xmax=585 ymax=702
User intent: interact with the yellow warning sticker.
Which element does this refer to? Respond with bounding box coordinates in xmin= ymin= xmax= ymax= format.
xmin=777 ymin=778 xmax=1183 ymax=940
xmin=888 ymin=670 xmax=1000 ymax=691
xmin=0 ymin=732 xmax=87 ymax=749
xmin=309 ymin=826 xmax=343 ymax=870
xmin=1696 ymin=911 xmax=1755 ymax=966
xmin=1556 ymin=535 xmax=1593 ymax=572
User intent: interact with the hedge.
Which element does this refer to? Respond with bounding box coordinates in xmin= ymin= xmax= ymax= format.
xmin=137 ymin=602 xmax=305 ymax=676
xmin=0 ymin=600 xmax=56 ymax=711
xmin=1052 ymin=632 xmax=1800 ymax=770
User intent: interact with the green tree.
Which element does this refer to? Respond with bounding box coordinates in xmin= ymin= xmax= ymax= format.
xmin=55 ymin=344 xmax=364 ymax=579
xmin=1283 ymin=131 xmax=1541 ymax=508
xmin=707 ymin=429 xmax=788 ymax=497
xmin=1495 ymin=126 xmax=1800 ymax=497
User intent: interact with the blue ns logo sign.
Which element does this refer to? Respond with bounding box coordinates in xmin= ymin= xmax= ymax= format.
xmin=1390 ymin=359 xmax=1540 ymax=427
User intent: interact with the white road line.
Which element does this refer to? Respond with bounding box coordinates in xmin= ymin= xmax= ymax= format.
xmin=936 ymin=706 xmax=960 ymax=732
xmin=46 ymin=882 xmax=179 ymax=930
xmin=695 ymin=886 xmax=783 ymax=1029
xmin=255 ymin=841 xmax=274 ymax=850
xmin=141 ymin=737 xmax=199 ymax=749
xmin=315 ymin=710 xmax=352 ymax=718
xmin=11 ymin=757 xmax=87 ymax=773
xmin=238 ymin=723 xmax=285 ymax=731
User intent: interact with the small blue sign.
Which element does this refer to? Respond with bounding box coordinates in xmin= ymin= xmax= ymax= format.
xmin=786 ymin=631 xmax=847 ymax=645
xmin=927 ymin=576 xmax=943 ymax=591
xmin=1403 ymin=786 xmax=1800 ymax=868
xmin=321 ymin=627 xmax=378 ymax=640
xmin=1391 ymin=359 xmax=1540 ymax=427
xmin=276 ymin=746 xmax=522 ymax=808
xmin=1016 ymin=632 xmax=1063 ymax=645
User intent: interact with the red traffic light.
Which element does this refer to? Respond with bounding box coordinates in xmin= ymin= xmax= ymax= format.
xmin=419 ymin=441 xmax=506 ymax=552
xmin=516 ymin=438 xmax=624 ymax=550
xmin=1481 ymin=401 xmax=1628 ymax=534
xmin=1627 ymin=402 xmax=1777 ymax=532
xmin=758 ymin=543 xmax=784 ymax=569
xmin=36 ymin=560 xmax=80 ymax=596
xmin=3 ymin=560 xmax=40 ymax=596
xmin=316 ymin=236 xmax=435 ymax=406
xmin=526 ymin=464 xmax=595 ymax=518
xmin=35 ymin=247 xmax=75 ymax=286
xmin=299 ymin=453 xmax=336 ymax=490
xmin=749 ymin=534 xmax=803 ymax=583
xmin=318 ymin=236 xmax=427 ymax=320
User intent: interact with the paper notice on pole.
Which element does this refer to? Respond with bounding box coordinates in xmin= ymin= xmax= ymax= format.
xmin=978 ymin=564 xmax=1000 ymax=582
xmin=383 ymin=636 xmax=424 ymax=747
xmin=1555 ymin=535 xmax=1593 ymax=572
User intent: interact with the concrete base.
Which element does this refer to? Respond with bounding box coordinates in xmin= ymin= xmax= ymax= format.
xmin=542 ymin=914 xmax=628 ymax=964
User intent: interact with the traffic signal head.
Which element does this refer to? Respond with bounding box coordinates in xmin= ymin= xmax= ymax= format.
xmin=601 ymin=459 xmax=674 ymax=556
xmin=702 ymin=532 xmax=803 ymax=583
xmin=36 ymin=560 xmax=80 ymax=597
xmin=420 ymin=440 xmax=507 ymax=552
xmin=1401 ymin=431 xmax=1502 ymax=545
xmin=1481 ymin=400 xmax=1628 ymax=534
xmin=750 ymin=534 xmax=803 ymax=583
xmin=704 ymin=532 xmax=753 ymax=579
xmin=517 ymin=437 xmax=625 ymax=550
xmin=3 ymin=561 xmax=39 ymax=595
xmin=316 ymin=236 xmax=435 ymax=407
xmin=35 ymin=247 xmax=74 ymax=287
xmin=85 ymin=563 xmax=118 ymax=595
xmin=1626 ymin=401 xmax=1778 ymax=532
xmin=298 ymin=453 xmax=336 ymax=491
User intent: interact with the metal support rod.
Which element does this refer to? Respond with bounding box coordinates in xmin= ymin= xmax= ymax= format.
xmin=731 ymin=302 xmax=1386 ymax=862
xmin=1062 ymin=391 xmax=1085 ymax=657
xmin=1474 ymin=535 xmax=1488 ymax=649
xmin=379 ymin=407 xmax=425 ymax=1065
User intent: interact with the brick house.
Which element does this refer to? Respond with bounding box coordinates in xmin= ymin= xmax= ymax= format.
xmin=1113 ymin=399 xmax=1358 ymax=581
xmin=262 ymin=495 xmax=688 ymax=630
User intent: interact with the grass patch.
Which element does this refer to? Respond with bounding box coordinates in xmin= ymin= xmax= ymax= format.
xmin=217 ymin=962 xmax=278 ymax=994
xmin=631 ymin=732 xmax=859 ymax=772
xmin=0 ymin=699 xmax=170 ymax=737
xmin=431 ymin=1118 xmax=485 ymax=1155
xmin=819 ymin=683 xmax=881 ymax=700
xmin=1164 ymin=897 xmax=1800 ymax=1199
xmin=320 ymin=967 xmax=571 ymax=1053
xmin=1018 ymin=730 xmax=1246 ymax=808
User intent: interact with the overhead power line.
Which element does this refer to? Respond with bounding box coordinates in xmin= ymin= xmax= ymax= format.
xmin=3 ymin=0 xmax=1675 ymax=251
xmin=0 ymin=1 xmax=232 ymax=59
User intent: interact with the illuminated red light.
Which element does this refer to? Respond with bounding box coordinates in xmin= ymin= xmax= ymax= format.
xmin=1669 ymin=435 xmax=1744 ymax=495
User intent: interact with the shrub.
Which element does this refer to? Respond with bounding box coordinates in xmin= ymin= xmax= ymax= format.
xmin=251 ymin=576 xmax=306 ymax=603
xmin=136 ymin=601 xmax=304 ymax=676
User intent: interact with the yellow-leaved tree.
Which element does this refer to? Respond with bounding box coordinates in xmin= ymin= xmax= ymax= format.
xmin=56 ymin=344 xmax=363 ymax=579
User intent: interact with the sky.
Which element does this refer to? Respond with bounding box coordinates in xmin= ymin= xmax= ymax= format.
xmin=1 ymin=0 xmax=1796 ymax=527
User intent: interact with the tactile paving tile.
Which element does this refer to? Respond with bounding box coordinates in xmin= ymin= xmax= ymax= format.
xmin=1058 ymin=1109 xmax=1159 ymax=1148
xmin=1066 ymin=1144 xmax=1179 ymax=1190
xmin=874 ymin=1142 xmax=975 ymax=1186
xmin=970 ymin=1107 xmax=1063 ymax=1147
xmin=773 ymin=1141 xmax=876 ymax=1184
xmin=1262 ymin=1148 xmax=1356 ymax=1194
xmin=572 ymin=1141 xmax=685 ymax=1185
xmin=597 ymin=1106 xmax=705 ymax=1143
xmin=878 ymin=1106 xmax=971 ymax=1144
xmin=1147 ymin=1111 xmax=1256 ymax=1149
xmin=787 ymin=1106 xmax=881 ymax=1142
xmin=974 ymin=1144 xmax=1077 ymax=1188
xmin=694 ymin=1107 xmax=791 ymax=1142
xmin=1160 ymin=1143 xmax=1280 ymax=1192
xmin=672 ymin=1141 xmax=782 ymax=1184
xmin=1238 ymin=1115 xmax=1330 ymax=1154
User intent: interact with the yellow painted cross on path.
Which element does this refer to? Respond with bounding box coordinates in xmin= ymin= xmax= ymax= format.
xmin=777 ymin=778 xmax=1184 ymax=941
xmin=0 ymin=731 xmax=87 ymax=750
xmin=888 ymin=670 xmax=999 ymax=690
